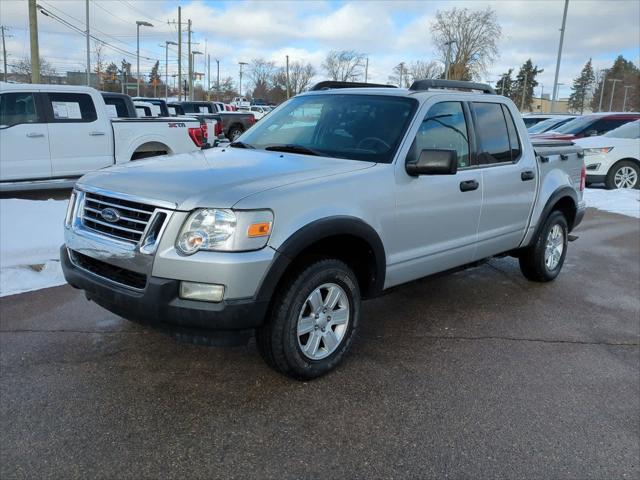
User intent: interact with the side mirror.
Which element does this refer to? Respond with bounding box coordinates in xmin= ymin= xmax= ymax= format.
xmin=406 ymin=149 xmax=458 ymax=176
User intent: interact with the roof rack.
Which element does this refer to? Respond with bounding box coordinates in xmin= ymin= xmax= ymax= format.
xmin=310 ymin=81 xmax=398 ymax=91
xmin=409 ymin=79 xmax=495 ymax=95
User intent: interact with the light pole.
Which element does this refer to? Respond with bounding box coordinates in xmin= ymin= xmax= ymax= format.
xmin=238 ymin=61 xmax=248 ymax=97
xmin=608 ymin=78 xmax=622 ymax=111
xmin=216 ymin=59 xmax=220 ymax=100
xmin=165 ymin=40 xmax=177 ymax=100
xmin=191 ymin=50 xmax=203 ymax=100
xmin=550 ymin=0 xmax=569 ymax=114
xmin=136 ymin=20 xmax=153 ymax=96
xmin=444 ymin=40 xmax=456 ymax=80
xmin=622 ymin=85 xmax=634 ymax=112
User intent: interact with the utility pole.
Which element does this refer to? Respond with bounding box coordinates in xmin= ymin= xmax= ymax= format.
xmin=165 ymin=41 xmax=177 ymax=100
xmin=238 ymin=61 xmax=248 ymax=97
xmin=1 ymin=26 xmax=9 ymax=83
xmin=444 ymin=40 xmax=455 ymax=80
xmin=136 ymin=20 xmax=153 ymax=96
xmin=28 ymin=0 xmax=40 ymax=83
xmin=286 ymin=55 xmax=290 ymax=99
xmin=364 ymin=57 xmax=369 ymax=83
xmin=85 ymin=0 xmax=90 ymax=86
xmin=500 ymin=74 xmax=506 ymax=96
xmin=608 ymin=78 xmax=621 ymax=112
xmin=207 ymin=54 xmax=211 ymax=100
xmin=121 ymin=59 xmax=126 ymax=94
xmin=540 ymin=84 xmax=544 ymax=112
xmin=177 ymin=7 xmax=182 ymax=100
xmin=216 ymin=58 xmax=220 ymax=100
xmin=187 ymin=19 xmax=192 ymax=100
xmin=622 ymin=85 xmax=634 ymax=112
xmin=597 ymin=70 xmax=607 ymax=112
xmin=520 ymin=70 xmax=528 ymax=111
xmin=398 ymin=62 xmax=405 ymax=87
xmin=550 ymin=0 xmax=569 ymax=114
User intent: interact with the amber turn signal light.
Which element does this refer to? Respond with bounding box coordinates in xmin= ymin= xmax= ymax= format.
xmin=247 ymin=222 xmax=272 ymax=237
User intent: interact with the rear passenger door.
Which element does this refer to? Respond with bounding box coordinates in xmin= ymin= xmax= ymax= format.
xmin=44 ymin=92 xmax=112 ymax=177
xmin=471 ymin=102 xmax=537 ymax=259
xmin=0 ymin=91 xmax=51 ymax=181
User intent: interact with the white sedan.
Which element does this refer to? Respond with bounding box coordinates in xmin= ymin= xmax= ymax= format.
xmin=577 ymin=120 xmax=640 ymax=189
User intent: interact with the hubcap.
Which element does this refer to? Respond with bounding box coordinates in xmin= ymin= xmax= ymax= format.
xmin=297 ymin=283 xmax=349 ymax=360
xmin=614 ymin=166 xmax=638 ymax=189
xmin=544 ymin=224 xmax=564 ymax=271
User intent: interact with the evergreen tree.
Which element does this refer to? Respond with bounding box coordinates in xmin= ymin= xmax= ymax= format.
xmin=591 ymin=55 xmax=640 ymax=112
xmin=568 ymin=59 xmax=595 ymax=114
xmin=149 ymin=60 xmax=161 ymax=86
xmin=103 ymin=62 xmax=120 ymax=92
xmin=495 ymin=69 xmax=514 ymax=98
xmin=513 ymin=59 xmax=543 ymax=111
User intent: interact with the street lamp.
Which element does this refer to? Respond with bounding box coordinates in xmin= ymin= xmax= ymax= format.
xmin=136 ymin=20 xmax=153 ymax=96
xmin=191 ymin=50 xmax=203 ymax=100
xmin=164 ymin=40 xmax=177 ymax=101
xmin=238 ymin=61 xmax=248 ymax=96
xmin=608 ymin=78 xmax=622 ymax=112
xmin=444 ymin=40 xmax=456 ymax=80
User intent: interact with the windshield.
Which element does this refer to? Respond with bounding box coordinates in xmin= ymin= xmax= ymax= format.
xmin=604 ymin=120 xmax=640 ymax=139
xmin=528 ymin=117 xmax=573 ymax=134
xmin=237 ymin=94 xmax=417 ymax=163
xmin=553 ymin=115 xmax=597 ymax=134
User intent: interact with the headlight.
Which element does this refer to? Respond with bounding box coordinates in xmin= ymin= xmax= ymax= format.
xmin=583 ymin=147 xmax=613 ymax=156
xmin=586 ymin=163 xmax=601 ymax=171
xmin=176 ymin=208 xmax=273 ymax=254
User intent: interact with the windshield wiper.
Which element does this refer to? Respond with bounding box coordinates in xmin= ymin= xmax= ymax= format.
xmin=264 ymin=144 xmax=323 ymax=156
xmin=229 ymin=141 xmax=255 ymax=149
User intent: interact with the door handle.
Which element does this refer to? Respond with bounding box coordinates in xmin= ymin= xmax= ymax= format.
xmin=459 ymin=180 xmax=479 ymax=192
xmin=521 ymin=170 xmax=535 ymax=181
xmin=26 ymin=132 xmax=45 ymax=138
xmin=89 ymin=131 xmax=106 ymax=136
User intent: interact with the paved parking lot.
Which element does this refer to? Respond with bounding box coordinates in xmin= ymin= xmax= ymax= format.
xmin=1 ymin=208 xmax=638 ymax=479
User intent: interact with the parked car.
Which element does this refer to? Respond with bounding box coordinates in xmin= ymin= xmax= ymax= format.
xmin=577 ymin=120 xmax=640 ymax=189
xmin=132 ymin=97 xmax=170 ymax=116
xmin=231 ymin=96 xmax=251 ymax=109
xmin=521 ymin=113 xmax=567 ymax=128
xmin=532 ymin=112 xmax=640 ymax=141
xmin=169 ymin=100 xmax=256 ymax=141
xmin=133 ymin=100 xmax=157 ymax=117
xmin=0 ymin=83 xmax=206 ymax=191
xmin=61 ymin=79 xmax=586 ymax=379
xmin=251 ymin=98 xmax=267 ymax=106
xmin=527 ymin=114 xmax=577 ymax=134
xmin=102 ymin=92 xmax=137 ymax=118
xmin=249 ymin=105 xmax=272 ymax=120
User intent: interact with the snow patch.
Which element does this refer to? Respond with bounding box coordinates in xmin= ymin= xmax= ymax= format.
xmin=0 ymin=198 xmax=69 ymax=297
xmin=583 ymin=188 xmax=640 ymax=219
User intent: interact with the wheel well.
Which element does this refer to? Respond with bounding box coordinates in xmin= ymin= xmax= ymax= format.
xmin=275 ymin=234 xmax=380 ymax=299
xmin=131 ymin=142 xmax=170 ymax=160
xmin=609 ymin=157 xmax=640 ymax=172
xmin=551 ymin=196 xmax=577 ymax=229
xmin=228 ymin=123 xmax=244 ymax=133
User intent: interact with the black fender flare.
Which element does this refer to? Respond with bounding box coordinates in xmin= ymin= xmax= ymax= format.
xmin=255 ymin=216 xmax=386 ymax=302
xmin=527 ymin=186 xmax=578 ymax=246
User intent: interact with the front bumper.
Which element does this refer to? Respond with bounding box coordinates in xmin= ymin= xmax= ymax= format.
xmin=61 ymin=247 xmax=268 ymax=345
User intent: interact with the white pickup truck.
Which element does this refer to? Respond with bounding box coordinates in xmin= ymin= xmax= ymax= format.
xmin=0 ymin=83 xmax=206 ymax=191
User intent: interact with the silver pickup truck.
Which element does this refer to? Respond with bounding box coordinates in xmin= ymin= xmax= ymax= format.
xmin=61 ymin=79 xmax=586 ymax=379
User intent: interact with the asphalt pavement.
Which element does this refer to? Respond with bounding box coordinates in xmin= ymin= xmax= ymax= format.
xmin=1 ymin=208 xmax=638 ymax=479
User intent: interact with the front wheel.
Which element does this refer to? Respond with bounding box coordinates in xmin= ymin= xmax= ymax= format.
xmin=605 ymin=160 xmax=640 ymax=189
xmin=519 ymin=211 xmax=568 ymax=282
xmin=256 ymin=259 xmax=360 ymax=380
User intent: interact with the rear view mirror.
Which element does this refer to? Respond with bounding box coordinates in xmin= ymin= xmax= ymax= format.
xmin=406 ymin=149 xmax=458 ymax=176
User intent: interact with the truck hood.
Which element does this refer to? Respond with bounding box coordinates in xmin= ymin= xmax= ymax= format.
xmin=78 ymin=148 xmax=375 ymax=210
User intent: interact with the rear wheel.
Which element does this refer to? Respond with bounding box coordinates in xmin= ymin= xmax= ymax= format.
xmin=228 ymin=126 xmax=244 ymax=142
xmin=519 ymin=211 xmax=568 ymax=282
xmin=256 ymin=259 xmax=360 ymax=380
xmin=605 ymin=160 xmax=639 ymax=189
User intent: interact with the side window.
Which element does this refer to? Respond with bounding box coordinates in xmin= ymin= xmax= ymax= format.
xmin=0 ymin=92 xmax=41 ymax=128
xmin=103 ymin=98 xmax=127 ymax=118
xmin=47 ymin=93 xmax=97 ymax=122
xmin=591 ymin=119 xmax=626 ymax=135
xmin=502 ymin=105 xmax=522 ymax=161
xmin=413 ymin=101 xmax=470 ymax=168
xmin=473 ymin=102 xmax=511 ymax=164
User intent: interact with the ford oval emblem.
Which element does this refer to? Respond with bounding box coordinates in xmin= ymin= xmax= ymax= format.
xmin=100 ymin=207 xmax=121 ymax=223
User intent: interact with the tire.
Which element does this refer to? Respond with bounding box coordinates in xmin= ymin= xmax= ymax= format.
xmin=256 ymin=258 xmax=361 ymax=380
xmin=228 ymin=126 xmax=244 ymax=142
xmin=605 ymin=160 xmax=640 ymax=189
xmin=519 ymin=211 xmax=568 ymax=282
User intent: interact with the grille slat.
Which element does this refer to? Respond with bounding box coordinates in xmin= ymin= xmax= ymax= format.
xmin=70 ymin=250 xmax=147 ymax=289
xmin=82 ymin=192 xmax=156 ymax=243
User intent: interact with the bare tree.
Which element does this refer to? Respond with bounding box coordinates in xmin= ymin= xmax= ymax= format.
xmin=430 ymin=7 xmax=501 ymax=81
xmin=322 ymin=50 xmax=366 ymax=82
xmin=289 ymin=61 xmax=316 ymax=93
xmin=93 ymin=40 xmax=105 ymax=88
xmin=11 ymin=56 xmax=57 ymax=82
xmin=408 ymin=60 xmax=443 ymax=82
xmin=250 ymin=58 xmax=276 ymax=88
xmin=388 ymin=62 xmax=411 ymax=87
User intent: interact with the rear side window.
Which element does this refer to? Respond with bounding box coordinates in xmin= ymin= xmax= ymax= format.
xmin=590 ymin=118 xmax=629 ymax=135
xmin=502 ymin=105 xmax=521 ymax=161
xmin=47 ymin=93 xmax=97 ymax=122
xmin=473 ymin=102 xmax=511 ymax=164
xmin=103 ymin=97 xmax=128 ymax=118
xmin=0 ymin=92 xmax=42 ymax=127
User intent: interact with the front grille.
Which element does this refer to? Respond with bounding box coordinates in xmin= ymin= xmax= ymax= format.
xmin=70 ymin=250 xmax=147 ymax=289
xmin=82 ymin=192 xmax=156 ymax=243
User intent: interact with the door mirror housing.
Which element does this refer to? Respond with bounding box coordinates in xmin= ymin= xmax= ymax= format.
xmin=406 ymin=149 xmax=458 ymax=176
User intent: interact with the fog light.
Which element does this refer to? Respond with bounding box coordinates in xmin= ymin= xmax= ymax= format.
xmin=179 ymin=282 xmax=224 ymax=302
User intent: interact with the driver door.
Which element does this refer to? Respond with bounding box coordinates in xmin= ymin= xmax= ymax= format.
xmin=388 ymin=100 xmax=482 ymax=285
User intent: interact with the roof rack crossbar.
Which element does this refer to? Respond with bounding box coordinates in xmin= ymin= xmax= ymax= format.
xmin=409 ymin=79 xmax=496 ymax=95
xmin=310 ymin=81 xmax=398 ymax=91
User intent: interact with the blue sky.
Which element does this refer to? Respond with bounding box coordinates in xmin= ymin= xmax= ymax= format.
xmin=1 ymin=0 xmax=639 ymax=98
